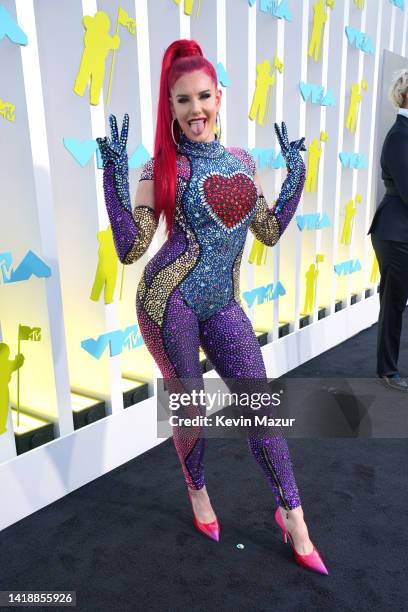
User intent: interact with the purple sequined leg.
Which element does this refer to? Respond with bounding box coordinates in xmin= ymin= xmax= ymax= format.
xmin=136 ymin=288 xmax=207 ymax=490
xmin=199 ymin=300 xmax=301 ymax=510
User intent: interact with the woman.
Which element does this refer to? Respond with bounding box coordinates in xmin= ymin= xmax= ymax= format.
xmin=97 ymin=39 xmax=328 ymax=575
xmin=369 ymin=69 xmax=408 ymax=392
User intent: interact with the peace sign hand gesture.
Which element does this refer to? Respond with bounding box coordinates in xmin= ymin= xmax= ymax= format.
xmin=274 ymin=121 xmax=306 ymax=172
xmin=96 ymin=113 xmax=129 ymax=170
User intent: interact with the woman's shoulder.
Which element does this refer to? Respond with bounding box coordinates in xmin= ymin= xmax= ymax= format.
xmin=226 ymin=146 xmax=256 ymax=177
xmin=139 ymin=157 xmax=154 ymax=181
xmin=176 ymin=152 xmax=192 ymax=181
xmin=139 ymin=153 xmax=191 ymax=182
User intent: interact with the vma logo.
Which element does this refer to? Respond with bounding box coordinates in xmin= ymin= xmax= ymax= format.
xmin=296 ymin=213 xmax=331 ymax=231
xmin=258 ymin=0 xmax=292 ymax=21
xmin=0 ymin=5 xmax=28 ymax=45
xmin=299 ymin=82 xmax=335 ymax=106
xmin=389 ymin=0 xmax=404 ymax=10
xmin=339 ymin=152 xmax=368 ymax=169
xmin=0 ymin=251 xmax=51 ymax=284
xmin=345 ymin=26 xmax=374 ymax=54
xmin=250 ymin=147 xmax=285 ymax=169
xmin=334 ymin=259 xmax=362 ymax=276
xmin=81 ymin=325 xmax=144 ymax=359
xmin=243 ymin=281 xmax=286 ymax=308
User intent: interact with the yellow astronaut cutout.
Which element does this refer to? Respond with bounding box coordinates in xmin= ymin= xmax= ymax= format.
xmin=303 ymin=254 xmax=324 ymax=315
xmin=345 ymin=81 xmax=367 ymax=134
xmin=73 ymin=11 xmax=120 ymax=106
xmin=305 ymin=139 xmax=322 ymax=193
xmin=0 ymin=344 xmax=24 ymax=435
xmin=90 ymin=225 xmax=119 ymax=305
xmin=173 ymin=0 xmax=201 ymax=16
xmin=340 ymin=194 xmax=361 ymax=246
xmin=370 ymin=253 xmax=379 ymax=284
xmin=249 ymin=60 xmax=275 ymax=126
xmin=308 ymin=0 xmax=329 ymax=62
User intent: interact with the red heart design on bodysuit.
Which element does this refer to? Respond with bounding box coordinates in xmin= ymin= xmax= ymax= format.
xmin=202 ymin=172 xmax=258 ymax=230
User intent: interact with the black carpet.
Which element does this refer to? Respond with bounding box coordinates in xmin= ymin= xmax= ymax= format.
xmin=1 ymin=313 xmax=408 ymax=612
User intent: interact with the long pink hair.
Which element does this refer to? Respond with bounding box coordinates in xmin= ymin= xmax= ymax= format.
xmin=154 ymin=39 xmax=218 ymax=239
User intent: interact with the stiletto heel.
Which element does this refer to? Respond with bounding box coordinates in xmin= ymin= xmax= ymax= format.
xmin=274 ymin=507 xmax=329 ymax=575
xmin=188 ymin=488 xmax=220 ymax=542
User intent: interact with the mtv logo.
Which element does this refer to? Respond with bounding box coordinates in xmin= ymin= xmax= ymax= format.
xmin=29 ymin=328 xmax=41 ymax=341
xmin=122 ymin=326 xmax=144 ymax=349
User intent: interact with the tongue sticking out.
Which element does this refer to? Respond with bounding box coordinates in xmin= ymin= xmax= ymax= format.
xmin=189 ymin=119 xmax=206 ymax=135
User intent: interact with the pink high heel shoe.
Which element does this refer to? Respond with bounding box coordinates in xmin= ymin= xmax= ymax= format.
xmin=274 ymin=507 xmax=329 ymax=575
xmin=188 ymin=488 xmax=220 ymax=542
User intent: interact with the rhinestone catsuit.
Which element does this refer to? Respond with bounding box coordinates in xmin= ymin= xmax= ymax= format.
xmin=100 ymin=127 xmax=306 ymax=511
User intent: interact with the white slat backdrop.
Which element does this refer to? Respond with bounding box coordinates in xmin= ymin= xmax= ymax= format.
xmin=0 ymin=0 xmax=406 ymax=530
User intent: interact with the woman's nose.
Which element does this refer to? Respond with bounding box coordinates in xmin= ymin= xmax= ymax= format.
xmin=190 ymin=99 xmax=202 ymax=113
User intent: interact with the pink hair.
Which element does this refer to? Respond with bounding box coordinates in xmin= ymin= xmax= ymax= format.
xmin=154 ymin=39 xmax=218 ymax=239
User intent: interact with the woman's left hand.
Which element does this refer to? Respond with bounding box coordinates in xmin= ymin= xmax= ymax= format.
xmin=96 ymin=113 xmax=129 ymax=171
xmin=274 ymin=121 xmax=306 ymax=172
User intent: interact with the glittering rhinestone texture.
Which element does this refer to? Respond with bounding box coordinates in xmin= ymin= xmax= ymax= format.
xmin=249 ymin=155 xmax=306 ymax=245
xmin=174 ymin=134 xmax=259 ymax=321
xmin=136 ymin=287 xmax=301 ymax=507
xmin=102 ymin=162 xmax=139 ymax=263
xmin=273 ymin=162 xmax=306 ymax=234
xmin=200 ymin=171 xmax=256 ymax=230
xmin=132 ymin=134 xmax=303 ymax=507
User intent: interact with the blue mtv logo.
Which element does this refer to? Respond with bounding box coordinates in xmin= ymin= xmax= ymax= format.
xmin=81 ymin=325 xmax=144 ymax=359
xmin=0 ymin=250 xmax=51 ymax=284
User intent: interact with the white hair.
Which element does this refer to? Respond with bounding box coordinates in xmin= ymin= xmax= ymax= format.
xmin=389 ymin=68 xmax=408 ymax=108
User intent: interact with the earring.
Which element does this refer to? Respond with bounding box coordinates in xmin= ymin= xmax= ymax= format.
xmin=215 ymin=112 xmax=222 ymax=141
xmin=171 ymin=118 xmax=181 ymax=146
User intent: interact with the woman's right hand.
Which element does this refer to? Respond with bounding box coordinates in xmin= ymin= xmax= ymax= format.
xmin=96 ymin=113 xmax=129 ymax=173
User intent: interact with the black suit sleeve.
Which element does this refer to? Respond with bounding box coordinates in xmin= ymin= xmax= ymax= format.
xmin=384 ymin=132 xmax=408 ymax=205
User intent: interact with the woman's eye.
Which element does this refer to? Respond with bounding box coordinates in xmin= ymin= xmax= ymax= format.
xmin=178 ymin=94 xmax=211 ymax=103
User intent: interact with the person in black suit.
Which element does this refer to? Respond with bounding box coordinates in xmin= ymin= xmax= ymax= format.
xmin=369 ymin=69 xmax=408 ymax=391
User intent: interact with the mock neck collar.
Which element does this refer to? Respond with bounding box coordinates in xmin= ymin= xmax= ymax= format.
xmin=398 ymin=108 xmax=408 ymax=120
xmin=177 ymin=132 xmax=225 ymax=158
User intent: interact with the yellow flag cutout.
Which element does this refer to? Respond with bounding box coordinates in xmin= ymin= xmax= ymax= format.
xmin=16 ymin=324 xmax=41 ymax=427
xmin=18 ymin=325 xmax=41 ymax=341
xmin=273 ymin=56 xmax=284 ymax=74
xmin=106 ymin=7 xmax=137 ymax=106
xmin=118 ymin=7 xmax=136 ymax=34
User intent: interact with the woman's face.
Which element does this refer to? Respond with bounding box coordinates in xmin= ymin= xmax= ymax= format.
xmin=169 ymin=70 xmax=222 ymax=142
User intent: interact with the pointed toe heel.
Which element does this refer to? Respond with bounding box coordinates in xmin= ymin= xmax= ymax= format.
xmin=188 ymin=488 xmax=220 ymax=542
xmin=274 ymin=507 xmax=329 ymax=575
